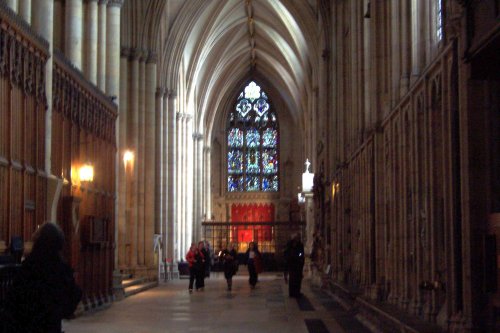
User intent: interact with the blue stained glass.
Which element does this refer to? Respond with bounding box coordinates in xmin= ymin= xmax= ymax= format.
xmin=262 ymin=149 xmax=278 ymax=174
xmin=246 ymin=129 xmax=260 ymax=148
xmin=246 ymin=150 xmax=260 ymax=173
xmin=236 ymin=99 xmax=252 ymax=116
xmin=262 ymin=129 xmax=277 ymax=147
xmin=246 ymin=176 xmax=260 ymax=191
xmin=227 ymin=81 xmax=279 ymax=192
xmin=228 ymin=128 xmax=243 ymax=147
xmin=253 ymin=98 xmax=270 ymax=116
xmin=262 ymin=175 xmax=278 ymax=192
xmin=227 ymin=150 xmax=243 ymax=174
xmin=228 ymin=176 xmax=243 ymax=192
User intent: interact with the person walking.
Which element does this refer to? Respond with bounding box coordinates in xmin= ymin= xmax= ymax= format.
xmin=186 ymin=243 xmax=205 ymax=292
xmin=245 ymin=241 xmax=261 ymax=289
xmin=1 ymin=223 xmax=82 ymax=333
xmin=201 ymin=241 xmax=211 ymax=278
xmin=220 ymin=243 xmax=238 ymax=291
xmin=284 ymin=234 xmax=305 ymax=297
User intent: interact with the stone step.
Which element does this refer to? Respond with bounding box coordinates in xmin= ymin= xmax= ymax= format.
xmin=122 ymin=277 xmax=147 ymax=288
xmin=124 ymin=281 xmax=158 ymax=298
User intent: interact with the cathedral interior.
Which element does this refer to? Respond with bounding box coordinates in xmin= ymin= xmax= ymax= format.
xmin=0 ymin=0 xmax=499 ymax=332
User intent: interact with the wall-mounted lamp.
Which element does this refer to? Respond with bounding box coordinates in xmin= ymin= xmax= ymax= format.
xmin=78 ymin=163 xmax=94 ymax=182
xmin=123 ymin=150 xmax=134 ymax=165
xmin=331 ymin=182 xmax=340 ymax=200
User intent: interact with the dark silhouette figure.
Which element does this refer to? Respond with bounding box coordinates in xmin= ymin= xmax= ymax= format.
xmin=284 ymin=234 xmax=305 ymax=297
xmin=220 ymin=244 xmax=238 ymax=291
xmin=245 ymin=241 xmax=261 ymax=289
xmin=1 ymin=223 xmax=82 ymax=333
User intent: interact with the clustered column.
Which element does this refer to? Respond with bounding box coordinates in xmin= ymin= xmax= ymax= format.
xmin=144 ymin=54 xmax=157 ymax=268
xmin=19 ymin=0 xmax=31 ymax=23
xmin=106 ymin=0 xmax=123 ymax=98
xmin=65 ymin=0 xmax=83 ymax=69
xmin=117 ymin=46 xmax=156 ymax=276
xmin=192 ymin=133 xmax=203 ymax=241
xmin=202 ymin=146 xmax=211 ymax=221
xmin=84 ymin=0 xmax=98 ymax=84
xmin=166 ymin=92 xmax=177 ymax=262
xmin=97 ymin=0 xmax=107 ymax=90
xmin=175 ymin=112 xmax=183 ymax=261
xmin=32 ymin=0 xmax=54 ymax=177
xmin=117 ymin=47 xmax=129 ymax=268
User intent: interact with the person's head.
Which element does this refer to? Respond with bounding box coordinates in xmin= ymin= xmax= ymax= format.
xmin=292 ymin=233 xmax=301 ymax=244
xmin=198 ymin=241 xmax=204 ymax=250
xmin=249 ymin=241 xmax=258 ymax=251
xmin=31 ymin=223 xmax=65 ymax=259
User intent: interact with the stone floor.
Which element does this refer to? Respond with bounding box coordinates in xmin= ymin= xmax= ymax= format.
xmin=63 ymin=272 xmax=370 ymax=333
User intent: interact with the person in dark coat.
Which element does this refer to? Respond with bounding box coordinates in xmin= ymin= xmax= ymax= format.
xmin=219 ymin=243 xmax=238 ymax=291
xmin=1 ymin=223 xmax=82 ymax=333
xmin=245 ymin=241 xmax=261 ymax=289
xmin=284 ymin=233 xmax=305 ymax=298
xmin=186 ymin=243 xmax=205 ymax=292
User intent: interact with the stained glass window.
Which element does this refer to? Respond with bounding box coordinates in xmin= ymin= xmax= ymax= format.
xmin=227 ymin=81 xmax=279 ymax=192
xmin=436 ymin=0 xmax=443 ymax=41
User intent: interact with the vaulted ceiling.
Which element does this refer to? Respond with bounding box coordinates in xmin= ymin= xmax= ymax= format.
xmin=122 ymin=0 xmax=322 ymax=140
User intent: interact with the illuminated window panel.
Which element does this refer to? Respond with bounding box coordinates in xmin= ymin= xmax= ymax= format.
xmin=226 ymin=81 xmax=279 ymax=192
xmin=228 ymin=128 xmax=244 ymax=147
xmin=227 ymin=150 xmax=243 ymax=174
xmin=262 ymin=149 xmax=278 ymax=174
xmin=246 ymin=129 xmax=260 ymax=148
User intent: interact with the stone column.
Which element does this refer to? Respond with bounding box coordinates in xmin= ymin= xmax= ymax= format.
xmin=117 ymin=48 xmax=129 ymax=268
xmin=178 ymin=114 xmax=185 ymax=258
xmin=161 ymin=91 xmax=168 ymax=261
xmin=203 ymin=146 xmax=211 ymax=221
xmin=400 ymin=0 xmax=410 ymax=95
xmin=105 ymin=0 xmax=123 ymax=99
xmin=53 ymin=0 xmax=63 ymax=50
xmin=84 ymin=0 xmax=98 ymax=84
xmin=192 ymin=133 xmax=203 ymax=241
xmin=411 ymin=0 xmax=422 ymax=78
xmin=65 ymin=0 xmax=83 ymax=69
xmin=5 ymin=0 xmax=18 ymax=12
xmin=32 ymin=0 xmax=53 ymax=176
xmin=97 ymin=0 xmax=107 ymax=90
xmin=155 ymin=88 xmax=164 ymax=236
xmin=144 ymin=55 xmax=157 ymax=270
xmin=186 ymin=117 xmax=193 ymax=245
xmin=18 ymin=0 xmax=30 ymax=23
xmin=166 ymin=92 xmax=177 ymax=262
xmin=128 ymin=49 xmax=140 ymax=268
xmin=137 ymin=55 xmax=146 ymax=267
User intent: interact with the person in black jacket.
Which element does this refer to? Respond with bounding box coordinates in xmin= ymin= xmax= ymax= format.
xmin=219 ymin=243 xmax=238 ymax=291
xmin=284 ymin=233 xmax=305 ymax=298
xmin=245 ymin=241 xmax=261 ymax=289
xmin=1 ymin=222 xmax=82 ymax=333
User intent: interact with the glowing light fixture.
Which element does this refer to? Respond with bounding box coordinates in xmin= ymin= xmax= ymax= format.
xmin=302 ymin=159 xmax=314 ymax=193
xmin=79 ymin=163 xmax=94 ymax=182
xmin=123 ymin=150 xmax=134 ymax=164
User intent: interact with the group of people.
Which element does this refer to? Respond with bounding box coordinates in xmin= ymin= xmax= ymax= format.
xmin=186 ymin=236 xmax=305 ymax=298
xmin=185 ymin=241 xmax=212 ymax=292
xmin=186 ymin=240 xmax=264 ymax=292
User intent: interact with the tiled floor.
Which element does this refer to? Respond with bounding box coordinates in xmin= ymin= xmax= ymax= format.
xmin=62 ymin=272 xmax=360 ymax=333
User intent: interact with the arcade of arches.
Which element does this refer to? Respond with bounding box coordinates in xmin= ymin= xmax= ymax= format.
xmin=0 ymin=0 xmax=498 ymax=332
